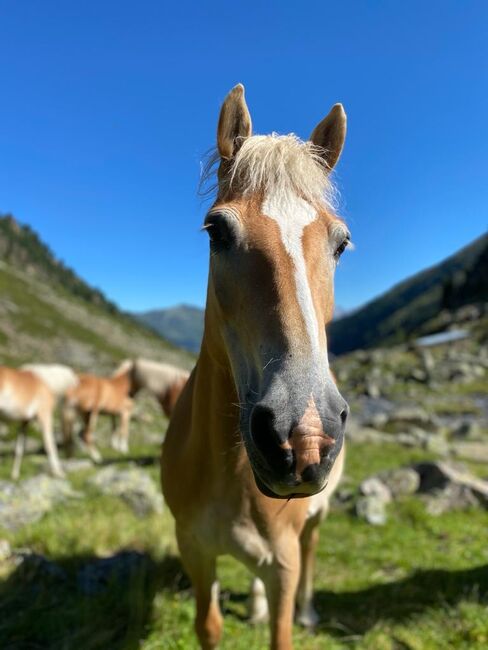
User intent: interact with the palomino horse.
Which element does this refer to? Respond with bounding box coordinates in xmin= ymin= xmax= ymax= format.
xmin=161 ymin=85 xmax=350 ymax=649
xmin=113 ymin=358 xmax=190 ymax=417
xmin=0 ymin=366 xmax=64 ymax=479
xmin=62 ymin=367 xmax=133 ymax=461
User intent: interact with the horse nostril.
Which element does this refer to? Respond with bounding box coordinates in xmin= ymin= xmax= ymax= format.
xmin=250 ymin=405 xmax=293 ymax=470
xmin=340 ymin=406 xmax=349 ymax=425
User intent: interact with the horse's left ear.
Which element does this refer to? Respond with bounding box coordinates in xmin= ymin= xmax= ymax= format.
xmin=217 ymin=84 xmax=253 ymax=160
xmin=310 ymin=104 xmax=347 ymax=171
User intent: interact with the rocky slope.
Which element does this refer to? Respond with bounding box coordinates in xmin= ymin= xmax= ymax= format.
xmin=328 ymin=232 xmax=488 ymax=355
xmin=0 ymin=215 xmax=194 ymax=371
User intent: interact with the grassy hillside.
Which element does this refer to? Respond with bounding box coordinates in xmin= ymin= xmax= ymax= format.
xmin=136 ymin=304 xmax=205 ymax=354
xmin=0 ymin=215 xmax=194 ymax=371
xmin=328 ymin=233 xmax=488 ymax=355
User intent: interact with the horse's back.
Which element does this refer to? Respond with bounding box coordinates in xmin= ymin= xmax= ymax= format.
xmin=21 ymin=363 xmax=78 ymax=397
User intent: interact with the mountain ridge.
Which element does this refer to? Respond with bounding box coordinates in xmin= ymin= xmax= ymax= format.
xmin=0 ymin=214 xmax=194 ymax=371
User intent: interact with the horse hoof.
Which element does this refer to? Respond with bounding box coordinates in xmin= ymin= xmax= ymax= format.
xmin=296 ymin=606 xmax=320 ymax=629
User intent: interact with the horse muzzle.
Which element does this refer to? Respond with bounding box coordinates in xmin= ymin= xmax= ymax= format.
xmin=246 ymin=397 xmax=347 ymax=499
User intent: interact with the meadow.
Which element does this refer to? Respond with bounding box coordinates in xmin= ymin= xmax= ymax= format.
xmin=1 ymin=399 xmax=487 ymax=650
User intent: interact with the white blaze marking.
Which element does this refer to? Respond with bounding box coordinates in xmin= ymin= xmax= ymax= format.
xmin=263 ymin=193 xmax=326 ymax=361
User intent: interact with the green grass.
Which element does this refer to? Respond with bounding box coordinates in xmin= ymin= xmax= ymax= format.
xmin=0 ymin=433 xmax=487 ymax=649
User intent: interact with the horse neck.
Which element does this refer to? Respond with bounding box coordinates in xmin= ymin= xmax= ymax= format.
xmin=191 ymin=319 xmax=242 ymax=458
xmin=110 ymin=370 xmax=131 ymax=395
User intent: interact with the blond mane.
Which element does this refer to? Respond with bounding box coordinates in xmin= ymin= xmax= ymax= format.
xmin=202 ymin=133 xmax=337 ymax=211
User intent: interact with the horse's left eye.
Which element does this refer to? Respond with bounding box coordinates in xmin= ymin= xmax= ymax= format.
xmin=205 ymin=219 xmax=233 ymax=250
xmin=334 ymin=237 xmax=350 ymax=260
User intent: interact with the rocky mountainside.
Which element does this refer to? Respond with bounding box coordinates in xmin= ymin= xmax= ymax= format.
xmin=0 ymin=214 xmax=194 ymax=371
xmin=328 ymin=232 xmax=488 ymax=355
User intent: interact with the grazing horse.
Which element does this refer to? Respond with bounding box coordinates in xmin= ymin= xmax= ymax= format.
xmin=161 ymin=85 xmax=350 ymax=650
xmin=62 ymin=367 xmax=133 ymax=461
xmin=0 ymin=366 xmax=64 ymax=479
xmin=21 ymin=363 xmax=79 ymax=398
xmin=113 ymin=358 xmax=190 ymax=417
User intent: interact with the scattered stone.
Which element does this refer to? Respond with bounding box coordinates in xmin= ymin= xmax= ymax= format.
xmin=423 ymin=434 xmax=450 ymax=456
xmin=0 ymin=475 xmax=82 ymax=531
xmin=355 ymin=495 xmax=387 ymax=526
xmin=359 ymin=477 xmax=392 ymax=503
xmin=414 ymin=461 xmax=488 ymax=505
xmin=385 ymin=406 xmax=440 ymax=433
xmin=88 ymin=465 xmax=163 ymax=516
xmin=355 ymin=476 xmax=392 ymax=525
xmin=381 ymin=468 xmax=420 ymax=497
xmin=451 ymin=441 xmax=488 ymax=464
xmin=450 ymin=420 xmax=482 ymax=440
xmin=424 ymin=483 xmax=481 ymax=516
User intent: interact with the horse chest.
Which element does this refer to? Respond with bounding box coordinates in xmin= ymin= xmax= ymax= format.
xmin=0 ymin=389 xmax=37 ymax=421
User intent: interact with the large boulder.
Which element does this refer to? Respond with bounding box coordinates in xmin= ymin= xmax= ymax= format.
xmin=355 ymin=476 xmax=392 ymax=525
xmin=87 ymin=465 xmax=163 ymax=516
xmin=0 ymin=476 xmax=82 ymax=531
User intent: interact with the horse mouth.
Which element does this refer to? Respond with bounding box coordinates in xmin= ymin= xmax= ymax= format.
xmin=251 ymin=464 xmax=328 ymax=500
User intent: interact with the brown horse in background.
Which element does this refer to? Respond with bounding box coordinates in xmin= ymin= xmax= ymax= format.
xmin=0 ymin=366 xmax=64 ymax=479
xmin=62 ymin=367 xmax=133 ymax=461
xmin=162 ymin=85 xmax=350 ymax=649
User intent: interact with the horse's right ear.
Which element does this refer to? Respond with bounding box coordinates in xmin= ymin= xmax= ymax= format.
xmin=217 ymin=84 xmax=252 ymax=160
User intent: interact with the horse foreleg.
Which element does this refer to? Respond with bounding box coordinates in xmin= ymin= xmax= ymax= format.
xmin=296 ymin=512 xmax=322 ymax=628
xmin=264 ymin=539 xmax=300 ymax=650
xmin=81 ymin=410 xmax=102 ymax=463
xmin=177 ymin=531 xmax=223 ymax=650
xmin=248 ymin=577 xmax=269 ymax=624
xmin=118 ymin=402 xmax=132 ymax=454
xmin=61 ymin=401 xmax=76 ymax=456
xmin=11 ymin=421 xmax=28 ymax=480
xmin=38 ymin=409 xmax=65 ymax=478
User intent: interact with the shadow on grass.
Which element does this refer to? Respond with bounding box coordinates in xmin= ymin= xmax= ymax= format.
xmin=313 ymin=563 xmax=488 ymax=638
xmin=2 ymin=550 xmax=486 ymax=647
xmin=220 ymin=564 xmax=488 ymax=638
xmin=0 ymin=551 xmax=189 ymax=650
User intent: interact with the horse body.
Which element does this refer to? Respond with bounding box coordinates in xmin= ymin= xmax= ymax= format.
xmin=114 ymin=358 xmax=190 ymax=417
xmin=162 ymin=85 xmax=350 ymax=649
xmin=0 ymin=366 xmax=64 ymax=479
xmin=21 ymin=363 xmax=79 ymax=398
xmin=63 ymin=370 xmax=133 ymax=460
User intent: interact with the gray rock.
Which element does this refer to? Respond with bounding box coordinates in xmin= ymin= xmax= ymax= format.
xmin=424 ymin=483 xmax=481 ymax=516
xmin=450 ymin=420 xmax=482 ymax=441
xmin=414 ymin=461 xmax=488 ymax=505
xmin=359 ymin=477 xmax=392 ymax=503
xmin=363 ymin=412 xmax=389 ymax=430
xmin=423 ymin=434 xmax=450 ymax=456
xmin=355 ymin=495 xmax=387 ymax=525
xmin=365 ymin=382 xmax=381 ymax=399
xmin=0 ymin=475 xmax=82 ymax=531
xmin=450 ymin=441 xmax=488 ymax=464
xmin=381 ymin=468 xmax=420 ymax=497
xmin=386 ymin=406 xmax=440 ymax=433
xmin=88 ymin=465 xmax=163 ymax=516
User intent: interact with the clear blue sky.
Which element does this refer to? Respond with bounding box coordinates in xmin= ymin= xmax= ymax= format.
xmin=1 ymin=1 xmax=486 ymax=312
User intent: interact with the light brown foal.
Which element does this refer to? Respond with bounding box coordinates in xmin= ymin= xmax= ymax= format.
xmin=0 ymin=366 xmax=64 ymax=479
xmin=162 ymin=85 xmax=350 ymax=649
xmin=62 ymin=368 xmax=133 ymax=461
